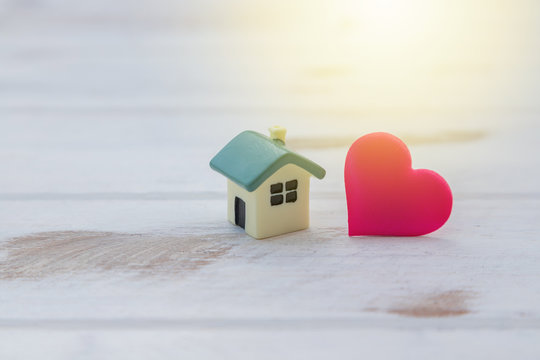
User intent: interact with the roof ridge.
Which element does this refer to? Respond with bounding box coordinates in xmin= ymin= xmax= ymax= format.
xmin=210 ymin=130 xmax=326 ymax=192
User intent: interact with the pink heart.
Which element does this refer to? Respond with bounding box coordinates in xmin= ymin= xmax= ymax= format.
xmin=345 ymin=132 xmax=453 ymax=236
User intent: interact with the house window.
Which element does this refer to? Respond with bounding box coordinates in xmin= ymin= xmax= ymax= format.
xmin=271 ymin=195 xmax=283 ymax=206
xmin=270 ymin=180 xmax=298 ymax=206
xmin=286 ymin=191 xmax=297 ymax=203
xmin=270 ymin=183 xmax=283 ymax=194
xmin=286 ymin=180 xmax=297 ymax=191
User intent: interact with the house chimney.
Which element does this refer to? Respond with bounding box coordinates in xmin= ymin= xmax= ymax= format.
xmin=269 ymin=125 xmax=287 ymax=145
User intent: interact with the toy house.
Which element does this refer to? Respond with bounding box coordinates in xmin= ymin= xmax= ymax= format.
xmin=210 ymin=126 xmax=326 ymax=239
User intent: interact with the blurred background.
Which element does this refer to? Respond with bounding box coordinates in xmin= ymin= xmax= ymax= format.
xmin=1 ymin=0 xmax=539 ymax=216
xmin=2 ymin=0 xmax=539 ymax=109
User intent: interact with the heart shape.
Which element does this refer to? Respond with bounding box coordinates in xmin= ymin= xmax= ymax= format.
xmin=345 ymin=132 xmax=452 ymax=236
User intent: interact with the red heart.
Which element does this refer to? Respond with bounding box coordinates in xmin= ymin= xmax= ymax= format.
xmin=345 ymin=132 xmax=452 ymax=236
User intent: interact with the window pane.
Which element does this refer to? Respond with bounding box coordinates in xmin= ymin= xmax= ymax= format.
xmin=270 ymin=183 xmax=283 ymax=194
xmin=271 ymin=195 xmax=284 ymax=206
xmin=286 ymin=180 xmax=298 ymax=191
xmin=286 ymin=191 xmax=297 ymax=203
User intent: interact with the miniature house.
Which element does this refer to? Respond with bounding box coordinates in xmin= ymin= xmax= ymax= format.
xmin=210 ymin=126 xmax=326 ymax=239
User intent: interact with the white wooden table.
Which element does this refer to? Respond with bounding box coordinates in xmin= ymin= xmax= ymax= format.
xmin=1 ymin=0 xmax=540 ymax=358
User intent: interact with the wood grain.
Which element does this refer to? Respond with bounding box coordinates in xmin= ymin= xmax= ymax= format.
xmin=0 ymin=231 xmax=238 ymax=280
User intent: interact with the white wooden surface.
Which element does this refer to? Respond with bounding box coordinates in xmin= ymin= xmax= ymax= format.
xmin=1 ymin=0 xmax=540 ymax=358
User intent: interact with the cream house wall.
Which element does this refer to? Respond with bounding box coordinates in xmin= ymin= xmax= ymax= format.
xmin=227 ymin=164 xmax=311 ymax=239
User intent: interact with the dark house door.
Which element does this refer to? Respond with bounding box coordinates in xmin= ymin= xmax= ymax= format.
xmin=234 ymin=197 xmax=246 ymax=229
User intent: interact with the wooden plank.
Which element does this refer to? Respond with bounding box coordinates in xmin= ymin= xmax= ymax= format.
xmin=1 ymin=195 xmax=539 ymax=318
xmin=0 ymin=328 xmax=538 ymax=360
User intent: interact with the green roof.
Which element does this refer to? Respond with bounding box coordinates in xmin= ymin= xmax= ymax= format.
xmin=210 ymin=131 xmax=326 ymax=192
